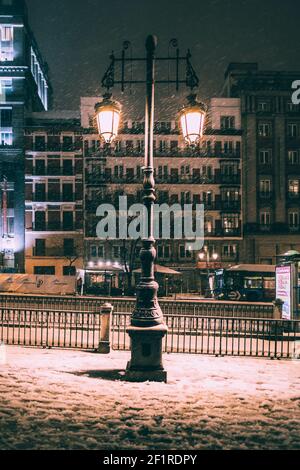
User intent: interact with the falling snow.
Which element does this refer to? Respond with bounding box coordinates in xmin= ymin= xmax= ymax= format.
xmin=0 ymin=346 xmax=299 ymax=450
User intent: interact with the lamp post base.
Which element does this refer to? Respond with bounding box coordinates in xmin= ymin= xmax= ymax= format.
xmin=125 ymin=324 xmax=168 ymax=383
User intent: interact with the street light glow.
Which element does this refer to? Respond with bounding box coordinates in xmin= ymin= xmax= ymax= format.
xmin=179 ymin=94 xmax=207 ymax=145
xmin=95 ymin=93 xmax=121 ymax=144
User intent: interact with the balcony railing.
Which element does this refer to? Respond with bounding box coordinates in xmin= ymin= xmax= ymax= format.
xmin=85 ymin=148 xmax=241 ymax=159
xmin=33 ymin=224 xmax=77 ymax=232
xmin=85 ymin=174 xmax=241 ymax=186
xmin=31 ymin=144 xmax=82 ymax=153
xmin=29 ymin=195 xmax=77 ymax=203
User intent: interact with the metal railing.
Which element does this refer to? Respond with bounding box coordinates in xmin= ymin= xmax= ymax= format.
xmin=0 ymin=294 xmax=274 ymax=318
xmin=1 ymin=304 xmax=299 ymax=359
xmin=111 ymin=312 xmax=300 ymax=359
xmin=0 ymin=308 xmax=101 ymax=350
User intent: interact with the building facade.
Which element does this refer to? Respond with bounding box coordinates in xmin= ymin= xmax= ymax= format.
xmin=0 ymin=0 xmax=51 ymax=272
xmin=24 ymin=111 xmax=84 ymax=276
xmin=223 ymin=63 xmax=300 ymax=263
xmin=82 ymin=96 xmax=243 ymax=294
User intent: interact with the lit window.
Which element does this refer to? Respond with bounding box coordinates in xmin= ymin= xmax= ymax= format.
xmin=259 ymin=179 xmax=272 ymax=197
xmin=288 ymin=150 xmax=299 ymax=165
xmin=258 ymin=123 xmax=272 ymax=137
xmin=288 ymin=180 xmax=299 ymax=196
xmin=0 ymin=131 xmax=12 ymax=146
xmin=289 ymin=212 xmax=299 ymax=229
xmin=260 ymin=211 xmax=271 ymax=227
xmin=0 ymin=26 xmax=13 ymax=61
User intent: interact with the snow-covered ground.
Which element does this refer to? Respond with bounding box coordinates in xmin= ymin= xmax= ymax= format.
xmin=0 ymin=346 xmax=299 ymax=450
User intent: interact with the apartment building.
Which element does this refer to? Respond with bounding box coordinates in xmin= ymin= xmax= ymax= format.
xmin=82 ymin=96 xmax=243 ymax=293
xmin=0 ymin=0 xmax=51 ymax=272
xmin=223 ymin=63 xmax=300 ymax=263
xmin=24 ymin=111 xmax=84 ymax=276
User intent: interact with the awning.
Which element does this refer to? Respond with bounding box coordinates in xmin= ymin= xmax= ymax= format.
xmin=134 ymin=264 xmax=182 ymax=275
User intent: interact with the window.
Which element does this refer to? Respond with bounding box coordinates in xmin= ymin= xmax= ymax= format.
xmin=63 ymin=211 xmax=74 ymax=231
xmin=35 ymin=183 xmax=46 ymax=202
xmin=34 ymin=239 xmax=46 ymax=257
xmin=260 ymin=179 xmax=272 ymax=197
xmin=64 ymin=239 xmax=74 ymax=256
xmin=288 ymin=179 xmax=300 ymax=197
xmin=170 ymin=140 xmax=178 ymax=152
xmin=0 ymin=130 xmax=12 ymax=145
xmin=34 ymin=211 xmax=46 ymax=231
xmin=90 ymin=246 xmax=97 ymax=258
xmin=260 ymin=211 xmax=271 ymax=227
xmin=259 ymin=149 xmax=272 ymax=165
xmin=48 ymin=181 xmax=60 ymax=201
xmin=0 ymin=78 xmax=12 ymax=94
xmin=289 ymin=212 xmax=299 ymax=230
xmin=48 ymin=157 xmax=60 ymax=176
xmin=63 ymin=266 xmax=76 ymax=276
xmin=62 ymin=183 xmax=74 ymax=202
xmin=288 ymin=150 xmax=299 ymax=165
xmin=48 ymin=211 xmax=60 ymax=230
xmin=179 ymin=245 xmax=192 ymax=259
xmin=0 ymin=26 xmax=13 ymax=61
xmin=35 ymin=135 xmax=46 ymax=151
xmin=62 ymin=136 xmax=73 ymax=151
xmin=222 ymin=244 xmax=237 ymax=259
xmin=257 ymin=101 xmax=270 ymax=112
xmin=287 ymin=123 xmax=298 ymax=138
xmin=222 ymin=214 xmax=240 ymax=233
xmin=0 ymin=108 xmax=12 ymax=127
xmin=113 ymin=246 xmax=121 ymax=259
xmin=35 ymin=160 xmax=46 ymax=175
xmin=220 ymin=116 xmax=235 ymax=130
xmin=34 ymin=266 xmax=55 ymax=275
xmin=157 ymin=245 xmax=170 ymax=259
xmin=98 ymin=246 xmax=104 ymax=258
xmin=63 ymin=159 xmax=73 ymax=176
xmin=258 ymin=123 xmax=272 ymax=137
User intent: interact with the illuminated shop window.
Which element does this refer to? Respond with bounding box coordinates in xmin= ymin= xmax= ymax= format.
xmin=0 ymin=26 xmax=14 ymax=61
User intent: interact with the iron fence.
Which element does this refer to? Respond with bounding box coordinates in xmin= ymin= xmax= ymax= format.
xmin=0 ymin=308 xmax=101 ymax=350
xmin=0 ymin=293 xmax=274 ymax=319
xmin=1 ymin=305 xmax=299 ymax=359
xmin=111 ymin=312 xmax=300 ymax=359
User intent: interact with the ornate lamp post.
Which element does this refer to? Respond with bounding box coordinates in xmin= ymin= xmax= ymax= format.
xmin=96 ymin=35 xmax=206 ymax=382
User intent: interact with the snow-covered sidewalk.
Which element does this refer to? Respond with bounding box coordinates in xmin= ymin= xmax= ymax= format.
xmin=0 ymin=346 xmax=299 ymax=450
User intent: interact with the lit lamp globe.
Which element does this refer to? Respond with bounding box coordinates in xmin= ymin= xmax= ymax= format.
xmin=95 ymin=93 xmax=121 ymax=144
xmin=179 ymin=94 xmax=207 ymax=146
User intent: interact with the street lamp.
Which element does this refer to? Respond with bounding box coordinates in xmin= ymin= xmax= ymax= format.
xmin=179 ymin=94 xmax=207 ymax=146
xmin=95 ymin=93 xmax=121 ymax=144
xmin=199 ymin=248 xmax=219 ymax=296
xmin=99 ymin=35 xmax=205 ymax=382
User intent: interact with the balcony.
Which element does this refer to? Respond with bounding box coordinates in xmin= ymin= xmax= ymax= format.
xmin=33 ymin=248 xmax=74 ymax=257
xmin=85 ymin=148 xmax=241 ymax=159
xmin=31 ymin=144 xmax=82 ymax=153
xmin=33 ymin=224 xmax=77 ymax=232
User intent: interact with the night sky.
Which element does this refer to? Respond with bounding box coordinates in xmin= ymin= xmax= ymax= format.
xmin=26 ymin=0 xmax=300 ymax=115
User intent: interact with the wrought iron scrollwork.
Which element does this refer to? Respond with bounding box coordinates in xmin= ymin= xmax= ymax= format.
xmin=186 ymin=49 xmax=199 ymax=90
xmin=101 ymin=52 xmax=115 ymax=90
